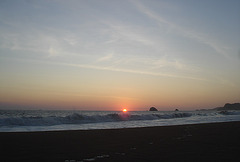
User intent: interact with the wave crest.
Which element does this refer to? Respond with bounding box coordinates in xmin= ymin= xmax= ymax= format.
xmin=0 ymin=112 xmax=205 ymax=127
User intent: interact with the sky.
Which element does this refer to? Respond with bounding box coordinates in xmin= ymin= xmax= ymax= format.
xmin=0 ymin=0 xmax=240 ymax=111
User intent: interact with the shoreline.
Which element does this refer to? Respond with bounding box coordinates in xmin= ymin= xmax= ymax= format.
xmin=1 ymin=121 xmax=240 ymax=161
xmin=2 ymin=119 xmax=240 ymax=133
xmin=1 ymin=120 xmax=240 ymax=133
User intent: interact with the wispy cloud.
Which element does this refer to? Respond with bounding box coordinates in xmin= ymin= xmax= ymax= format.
xmin=97 ymin=53 xmax=113 ymax=62
xmin=8 ymin=55 xmax=205 ymax=81
xmin=101 ymin=20 xmax=155 ymax=46
xmin=48 ymin=47 xmax=59 ymax=57
xmin=132 ymin=0 xmax=230 ymax=59
xmin=0 ymin=27 xmax=82 ymax=58
xmin=150 ymin=58 xmax=191 ymax=71
xmin=53 ymin=61 xmax=206 ymax=81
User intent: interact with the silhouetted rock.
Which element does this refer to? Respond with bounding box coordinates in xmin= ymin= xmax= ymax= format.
xmin=214 ymin=103 xmax=240 ymax=110
xmin=149 ymin=107 xmax=158 ymax=111
xmin=224 ymin=103 xmax=240 ymax=110
xmin=175 ymin=109 xmax=179 ymax=111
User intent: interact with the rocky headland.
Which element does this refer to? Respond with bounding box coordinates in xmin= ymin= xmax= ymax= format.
xmin=213 ymin=103 xmax=240 ymax=111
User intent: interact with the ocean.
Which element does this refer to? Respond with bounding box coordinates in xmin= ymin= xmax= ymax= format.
xmin=0 ymin=110 xmax=240 ymax=132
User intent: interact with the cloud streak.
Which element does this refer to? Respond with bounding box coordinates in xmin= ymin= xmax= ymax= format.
xmin=100 ymin=20 xmax=156 ymax=47
xmin=6 ymin=55 xmax=205 ymax=81
xmin=97 ymin=53 xmax=113 ymax=62
xmin=132 ymin=0 xmax=230 ymax=59
xmin=53 ymin=61 xmax=207 ymax=81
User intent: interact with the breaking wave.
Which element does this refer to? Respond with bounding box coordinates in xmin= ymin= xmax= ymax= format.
xmin=0 ymin=112 xmax=192 ymax=127
xmin=1 ymin=111 xmax=239 ymax=127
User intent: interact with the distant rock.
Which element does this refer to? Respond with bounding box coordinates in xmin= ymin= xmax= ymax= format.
xmin=223 ymin=103 xmax=240 ymax=110
xmin=214 ymin=103 xmax=240 ymax=110
xmin=175 ymin=109 xmax=179 ymax=111
xmin=149 ymin=107 xmax=158 ymax=111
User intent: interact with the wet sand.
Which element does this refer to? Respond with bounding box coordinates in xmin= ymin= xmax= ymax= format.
xmin=1 ymin=121 xmax=240 ymax=162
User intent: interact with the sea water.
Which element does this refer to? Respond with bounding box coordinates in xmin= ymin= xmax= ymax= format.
xmin=0 ymin=110 xmax=240 ymax=132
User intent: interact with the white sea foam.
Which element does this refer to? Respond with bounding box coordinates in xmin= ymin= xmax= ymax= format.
xmin=0 ymin=112 xmax=194 ymax=126
xmin=0 ymin=110 xmax=240 ymax=132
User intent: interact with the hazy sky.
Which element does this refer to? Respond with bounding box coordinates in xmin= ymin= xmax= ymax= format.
xmin=0 ymin=0 xmax=240 ymax=111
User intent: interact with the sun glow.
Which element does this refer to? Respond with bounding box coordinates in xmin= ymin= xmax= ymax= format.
xmin=123 ymin=108 xmax=127 ymax=112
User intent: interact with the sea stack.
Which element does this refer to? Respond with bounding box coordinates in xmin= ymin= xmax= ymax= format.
xmin=149 ymin=107 xmax=158 ymax=111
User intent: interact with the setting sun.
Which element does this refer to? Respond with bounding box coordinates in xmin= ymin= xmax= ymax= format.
xmin=123 ymin=108 xmax=127 ymax=112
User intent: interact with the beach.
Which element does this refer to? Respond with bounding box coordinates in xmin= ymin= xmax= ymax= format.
xmin=1 ymin=121 xmax=240 ymax=162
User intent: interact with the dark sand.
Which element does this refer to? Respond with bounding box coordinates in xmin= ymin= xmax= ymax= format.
xmin=1 ymin=121 xmax=240 ymax=162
